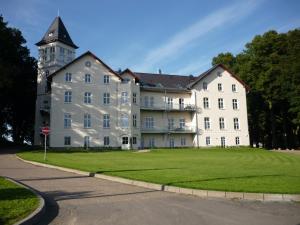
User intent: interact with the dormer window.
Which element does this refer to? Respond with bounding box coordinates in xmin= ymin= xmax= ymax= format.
xmin=48 ymin=32 xmax=53 ymax=37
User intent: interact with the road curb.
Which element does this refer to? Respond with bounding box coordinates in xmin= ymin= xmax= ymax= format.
xmin=3 ymin=176 xmax=45 ymax=225
xmin=16 ymin=155 xmax=300 ymax=202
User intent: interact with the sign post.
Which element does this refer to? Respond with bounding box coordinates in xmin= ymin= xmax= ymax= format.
xmin=41 ymin=127 xmax=50 ymax=161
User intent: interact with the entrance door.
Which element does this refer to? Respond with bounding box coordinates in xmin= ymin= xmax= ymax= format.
xmin=84 ymin=136 xmax=90 ymax=149
xmin=169 ymin=138 xmax=175 ymax=148
xmin=122 ymin=136 xmax=130 ymax=150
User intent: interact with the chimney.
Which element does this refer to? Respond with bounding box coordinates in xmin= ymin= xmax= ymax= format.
xmin=158 ymin=69 xmax=162 ymax=74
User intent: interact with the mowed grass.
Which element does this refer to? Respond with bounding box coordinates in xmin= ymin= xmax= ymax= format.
xmin=18 ymin=148 xmax=300 ymax=194
xmin=0 ymin=177 xmax=39 ymax=225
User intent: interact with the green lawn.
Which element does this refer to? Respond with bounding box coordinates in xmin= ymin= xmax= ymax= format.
xmin=0 ymin=177 xmax=39 ymax=225
xmin=18 ymin=148 xmax=300 ymax=194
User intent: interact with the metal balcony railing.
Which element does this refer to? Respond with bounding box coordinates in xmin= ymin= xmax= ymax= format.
xmin=141 ymin=126 xmax=197 ymax=134
xmin=140 ymin=103 xmax=197 ymax=111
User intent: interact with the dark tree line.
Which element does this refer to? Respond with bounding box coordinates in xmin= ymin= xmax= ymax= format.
xmin=0 ymin=15 xmax=37 ymax=145
xmin=213 ymin=29 xmax=300 ymax=149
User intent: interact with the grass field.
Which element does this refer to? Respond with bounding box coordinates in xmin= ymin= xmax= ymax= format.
xmin=18 ymin=148 xmax=300 ymax=194
xmin=0 ymin=177 xmax=39 ymax=225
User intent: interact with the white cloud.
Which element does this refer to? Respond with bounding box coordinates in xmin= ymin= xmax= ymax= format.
xmin=135 ymin=0 xmax=262 ymax=72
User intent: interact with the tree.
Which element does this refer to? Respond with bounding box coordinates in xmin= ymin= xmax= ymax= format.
xmin=0 ymin=15 xmax=37 ymax=145
xmin=212 ymin=29 xmax=300 ymax=149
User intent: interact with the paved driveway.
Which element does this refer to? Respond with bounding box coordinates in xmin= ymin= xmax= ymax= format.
xmin=0 ymin=151 xmax=299 ymax=225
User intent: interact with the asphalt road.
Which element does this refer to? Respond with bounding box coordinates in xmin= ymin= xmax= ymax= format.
xmin=0 ymin=151 xmax=299 ymax=225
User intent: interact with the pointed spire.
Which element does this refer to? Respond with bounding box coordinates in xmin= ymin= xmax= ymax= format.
xmin=36 ymin=16 xmax=78 ymax=49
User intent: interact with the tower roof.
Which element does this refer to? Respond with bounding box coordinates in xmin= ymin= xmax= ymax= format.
xmin=36 ymin=16 xmax=78 ymax=49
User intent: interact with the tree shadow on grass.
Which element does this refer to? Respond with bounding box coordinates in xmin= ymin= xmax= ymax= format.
xmin=0 ymin=187 xmax=36 ymax=201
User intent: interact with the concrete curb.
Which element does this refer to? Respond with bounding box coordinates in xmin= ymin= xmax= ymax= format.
xmin=16 ymin=155 xmax=300 ymax=202
xmin=3 ymin=176 xmax=45 ymax=225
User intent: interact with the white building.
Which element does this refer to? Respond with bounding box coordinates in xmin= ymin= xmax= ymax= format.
xmin=34 ymin=17 xmax=250 ymax=149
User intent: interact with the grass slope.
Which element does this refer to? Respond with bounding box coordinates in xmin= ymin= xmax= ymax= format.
xmin=0 ymin=177 xmax=39 ymax=225
xmin=18 ymin=148 xmax=300 ymax=194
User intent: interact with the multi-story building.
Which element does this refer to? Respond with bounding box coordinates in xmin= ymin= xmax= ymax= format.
xmin=34 ymin=16 xmax=250 ymax=149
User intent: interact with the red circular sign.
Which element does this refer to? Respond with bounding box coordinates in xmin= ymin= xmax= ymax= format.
xmin=42 ymin=127 xmax=50 ymax=135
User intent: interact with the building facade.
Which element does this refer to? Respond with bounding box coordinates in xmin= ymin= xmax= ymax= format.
xmin=34 ymin=17 xmax=250 ymax=149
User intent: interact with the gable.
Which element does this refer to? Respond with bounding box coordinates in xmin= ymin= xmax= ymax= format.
xmin=188 ymin=64 xmax=250 ymax=91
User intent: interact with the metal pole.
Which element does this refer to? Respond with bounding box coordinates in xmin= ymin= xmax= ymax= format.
xmin=44 ymin=134 xmax=47 ymax=161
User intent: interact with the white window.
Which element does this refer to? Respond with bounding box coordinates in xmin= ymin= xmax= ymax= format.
xmin=203 ymin=82 xmax=208 ymax=90
xmin=84 ymin=114 xmax=91 ymax=128
xmin=84 ymin=92 xmax=92 ymax=104
xmin=103 ymin=93 xmax=110 ymax=105
xmin=144 ymin=96 xmax=149 ymax=107
xmin=104 ymin=136 xmax=109 ymax=146
xmin=121 ymin=114 xmax=129 ymax=128
xmin=64 ymin=136 xmax=71 ymax=145
xmin=121 ymin=92 xmax=128 ymax=104
xmin=132 ymin=137 xmax=137 ymax=145
xmin=64 ymin=113 xmax=71 ymax=128
xmin=64 ymin=91 xmax=72 ymax=103
xmin=84 ymin=136 xmax=90 ymax=148
xmin=179 ymin=118 xmax=185 ymax=129
xmin=59 ymin=47 xmax=65 ymax=55
xmin=203 ymin=97 xmax=209 ymax=109
xmin=180 ymin=137 xmax=186 ymax=146
xmin=221 ymin=136 xmax=226 ymax=147
xmin=150 ymin=96 xmax=154 ymax=107
xmin=235 ymin=136 xmax=240 ymax=145
xmin=167 ymin=97 xmax=173 ymax=109
xmin=149 ymin=138 xmax=155 ymax=148
xmin=232 ymin=99 xmax=238 ymax=110
xmin=104 ymin=75 xmax=110 ymax=84
xmin=206 ymin=136 xmax=210 ymax=146
xmin=122 ymin=137 xmax=129 ymax=144
xmin=232 ymin=84 xmax=237 ymax=92
xmin=133 ymin=93 xmax=137 ymax=104
xmin=168 ymin=118 xmax=174 ymax=130
xmin=204 ymin=117 xmax=210 ymax=130
xmin=85 ymin=74 xmax=91 ymax=83
xmin=145 ymin=117 xmax=154 ymax=129
xmin=218 ymin=98 xmax=224 ymax=109
xmin=219 ymin=117 xmax=225 ymax=130
xmin=65 ymin=73 xmax=72 ymax=82
xmin=179 ymin=98 xmax=184 ymax=109
xmin=234 ymin=118 xmax=240 ymax=130
xmin=218 ymin=83 xmax=222 ymax=91
xmin=103 ymin=114 xmax=110 ymax=128
xmin=132 ymin=114 xmax=137 ymax=127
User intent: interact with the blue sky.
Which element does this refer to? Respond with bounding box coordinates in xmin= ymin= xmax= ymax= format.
xmin=1 ymin=0 xmax=300 ymax=75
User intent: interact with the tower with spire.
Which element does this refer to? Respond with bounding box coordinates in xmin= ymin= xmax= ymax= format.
xmin=34 ymin=16 xmax=78 ymax=145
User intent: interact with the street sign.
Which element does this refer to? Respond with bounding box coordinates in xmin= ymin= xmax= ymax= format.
xmin=41 ymin=126 xmax=50 ymax=161
xmin=42 ymin=127 xmax=50 ymax=136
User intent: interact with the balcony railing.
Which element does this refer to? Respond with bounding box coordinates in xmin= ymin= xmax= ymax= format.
xmin=141 ymin=126 xmax=197 ymax=134
xmin=140 ymin=103 xmax=197 ymax=111
xmin=40 ymin=105 xmax=50 ymax=114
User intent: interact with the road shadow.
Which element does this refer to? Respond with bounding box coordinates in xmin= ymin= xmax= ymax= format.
xmin=37 ymin=193 xmax=59 ymax=225
xmin=44 ymin=189 xmax=159 ymax=202
xmin=19 ymin=175 xmax=90 ymax=182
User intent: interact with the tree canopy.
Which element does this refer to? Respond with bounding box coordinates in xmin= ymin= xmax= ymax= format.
xmin=0 ymin=15 xmax=37 ymax=145
xmin=213 ymin=29 xmax=300 ymax=149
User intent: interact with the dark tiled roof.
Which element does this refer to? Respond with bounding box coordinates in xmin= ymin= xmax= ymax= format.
xmin=36 ymin=16 xmax=78 ymax=49
xmin=133 ymin=72 xmax=196 ymax=89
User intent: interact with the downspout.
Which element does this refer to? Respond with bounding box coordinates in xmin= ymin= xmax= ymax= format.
xmin=194 ymin=91 xmax=200 ymax=148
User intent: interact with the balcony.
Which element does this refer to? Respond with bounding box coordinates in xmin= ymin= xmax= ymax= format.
xmin=140 ymin=103 xmax=198 ymax=112
xmin=40 ymin=105 xmax=50 ymax=114
xmin=141 ymin=126 xmax=197 ymax=134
